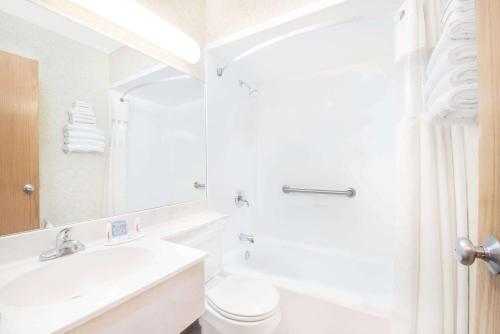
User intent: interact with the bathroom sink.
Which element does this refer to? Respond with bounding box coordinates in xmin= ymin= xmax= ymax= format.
xmin=0 ymin=246 xmax=153 ymax=307
xmin=0 ymin=237 xmax=207 ymax=334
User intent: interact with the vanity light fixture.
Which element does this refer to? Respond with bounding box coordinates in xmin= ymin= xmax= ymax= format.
xmin=71 ymin=0 xmax=200 ymax=63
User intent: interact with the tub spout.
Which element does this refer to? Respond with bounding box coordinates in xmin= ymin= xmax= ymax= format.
xmin=239 ymin=233 xmax=255 ymax=243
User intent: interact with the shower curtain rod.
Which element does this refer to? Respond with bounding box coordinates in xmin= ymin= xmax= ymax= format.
xmin=119 ymin=75 xmax=191 ymax=102
xmin=216 ymin=12 xmax=393 ymax=77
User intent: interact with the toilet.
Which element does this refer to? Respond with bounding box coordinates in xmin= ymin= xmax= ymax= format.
xmin=168 ymin=221 xmax=281 ymax=334
xmin=201 ymin=274 xmax=281 ymax=334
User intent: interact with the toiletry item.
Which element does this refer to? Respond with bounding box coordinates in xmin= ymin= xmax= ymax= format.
xmin=104 ymin=219 xmax=143 ymax=246
xmin=106 ymin=223 xmax=111 ymax=242
xmin=134 ymin=217 xmax=142 ymax=233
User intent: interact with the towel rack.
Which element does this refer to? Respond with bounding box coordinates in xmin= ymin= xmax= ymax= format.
xmin=282 ymin=185 xmax=356 ymax=197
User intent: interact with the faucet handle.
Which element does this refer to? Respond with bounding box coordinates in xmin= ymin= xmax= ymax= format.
xmin=56 ymin=227 xmax=72 ymax=244
xmin=239 ymin=233 xmax=255 ymax=243
xmin=235 ymin=191 xmax=250 ymax=208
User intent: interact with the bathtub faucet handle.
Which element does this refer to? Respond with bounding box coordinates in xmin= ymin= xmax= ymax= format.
xmin=235 ymin=190 xmax=250 ymax=208
xmin=239 ymin=233 xmax=255 ymax=243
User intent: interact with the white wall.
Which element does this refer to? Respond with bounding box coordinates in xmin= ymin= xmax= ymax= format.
xmin=109 ymin=47 xmax=161 ymax=84
xmin=206 ymin=56 xmax=260 ymax=251
xmin=207 ymin=17 xmax=396 ymax=258
xmin=0 ymin=10 xmax=109 ymax=226
xmin=254 ymin=65 xmax=396 ymax=258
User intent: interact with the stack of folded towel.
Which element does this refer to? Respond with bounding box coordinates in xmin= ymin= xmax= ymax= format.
xmin=63 ymin=101 xmax=106 ymax=153
xmin=425 ymin=0 xmax=477 ymax=124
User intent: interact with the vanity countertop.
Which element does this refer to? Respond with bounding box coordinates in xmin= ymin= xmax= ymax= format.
xmin=0 ymin=235 xmax=206 ymax=334
xmin=144 ymin=211 xmax=228 ymax=240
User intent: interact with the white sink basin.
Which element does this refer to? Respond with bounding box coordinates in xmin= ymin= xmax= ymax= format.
xmin=0 ymin=246 xmax=153 ymax=307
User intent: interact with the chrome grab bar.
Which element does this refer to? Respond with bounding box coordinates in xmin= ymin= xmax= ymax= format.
xmin=282 ymin=185 xmax=356 ymax=197
xmin=194 ymin=181 xmax=206 ymax=189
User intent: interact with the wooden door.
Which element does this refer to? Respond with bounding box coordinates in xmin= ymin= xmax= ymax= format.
xmin=0 ymin=50 xmax=39 ymax=236
xmin=475 ymin=0 xmax=500 ymax=333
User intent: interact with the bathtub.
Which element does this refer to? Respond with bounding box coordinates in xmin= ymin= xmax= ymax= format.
xmin=223 ymin=236 xmax=393 ymax=334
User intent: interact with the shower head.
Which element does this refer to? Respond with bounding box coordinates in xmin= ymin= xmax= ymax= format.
xmin=239 ymin=80 xmax=258 ymax=97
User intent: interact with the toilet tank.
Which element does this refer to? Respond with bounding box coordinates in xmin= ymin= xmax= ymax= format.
xmin=165 ymin=218 xmax=227 ymax=282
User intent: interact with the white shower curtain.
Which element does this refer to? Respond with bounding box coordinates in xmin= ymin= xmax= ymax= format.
xmin=392 ymin=1 xmax=478 ymax=334
xmin=104 ymin=93 xmax=129 ymax=216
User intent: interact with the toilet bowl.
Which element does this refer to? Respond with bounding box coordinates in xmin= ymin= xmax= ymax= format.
xmin=200 ymin=275 xmax=281 ymax=334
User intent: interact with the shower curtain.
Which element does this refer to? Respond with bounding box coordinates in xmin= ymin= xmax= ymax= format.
xmin=392 ymin=1 xmax=478 ymax=334
xmin=104 ymin=93 xmax=129 ymax=216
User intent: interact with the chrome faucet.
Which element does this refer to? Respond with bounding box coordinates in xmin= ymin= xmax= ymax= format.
xmin=239 ymin=233 xmax=255 ymax=243
xmin=235 ymin=191 xmax=250 ymax=208
xmin=39 ymin=227 xmax=85 ymax=262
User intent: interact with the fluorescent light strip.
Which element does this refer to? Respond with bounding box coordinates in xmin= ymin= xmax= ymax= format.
xmin=71 ymin=0 xmax=200 ymax=63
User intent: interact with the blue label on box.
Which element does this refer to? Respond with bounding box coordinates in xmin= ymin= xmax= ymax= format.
xmin=111 ymin=220 xmax=128 ymax=238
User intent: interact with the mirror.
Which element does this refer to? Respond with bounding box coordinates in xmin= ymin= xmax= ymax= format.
xmin=0 ymin=2 xmax=206 ymax=237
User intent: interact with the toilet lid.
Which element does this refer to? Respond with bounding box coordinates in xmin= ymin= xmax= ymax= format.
xmin=207 ymin=275 xmax=279 ymax=322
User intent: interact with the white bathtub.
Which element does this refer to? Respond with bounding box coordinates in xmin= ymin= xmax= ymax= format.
xmin=223 ymin=236 xmax=393 ymax=334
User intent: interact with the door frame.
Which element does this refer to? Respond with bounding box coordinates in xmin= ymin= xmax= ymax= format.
xmin=475 ymin=1 xmax=500 ymax=333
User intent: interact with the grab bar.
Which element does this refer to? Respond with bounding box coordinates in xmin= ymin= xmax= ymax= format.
xmin=282 ymin=185 xmax=356 ymax=197
xmin=194 ymin=181 xmax=206 ymax=189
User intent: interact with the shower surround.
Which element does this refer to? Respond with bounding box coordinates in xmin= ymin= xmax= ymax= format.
xmin=207 ymin=1 xmax=400 ymax=332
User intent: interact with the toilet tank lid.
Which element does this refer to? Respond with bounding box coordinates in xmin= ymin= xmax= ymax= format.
xmin=207 ymin=275 xmax=279 ymax=318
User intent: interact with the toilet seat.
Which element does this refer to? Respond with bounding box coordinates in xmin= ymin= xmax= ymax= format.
xmin=206 ymin=275 xmax=279 ymax=322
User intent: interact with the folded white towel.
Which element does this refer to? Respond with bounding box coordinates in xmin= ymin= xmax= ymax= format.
xmin=444 ymin=0 xmax=474 ymax=4
xmin=441 ymin=0 xmax=474 ymax=30
xmin=72 ymin=101 xmax=93 ymax=109
xmin=428 ymin=82 xmax=477 ymax=110
xmin=69 ymin=115 xmax=96 ymax=125
xmin=426 ymin=83 xmax=478 ymax=124
xmin=449 ymin=83 xmax=478 ymax=109
xmin=63 ymin=130 xmax=105 ymax=141
xmin=445 ymin=20 xmax=476 ymax=41
xmin=69 ymin=107 xmax=95 ymax=118
xmin=68 ymin=110 xmax=96 ymax=121
xmin=427 ymin=39 xmax=476 ymax=79
xmin=425 ymin=100 xmax=478 ymax=124
xmin=426 ymin=63 xmax=477 ymax=106
xmin=63 ymin=143 xmax=105 ymax=153
xmin=64 ymin=137 xmax=105 ymax=147
xmin=442 ymin=8 xmax=476 ymax=40
xmin=64 ymin=124 xmax=104 ymax=135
